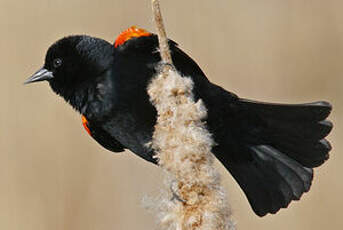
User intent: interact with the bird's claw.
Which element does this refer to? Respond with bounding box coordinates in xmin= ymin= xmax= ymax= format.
xmin=170 ymin=180 xmax=186 ymax=203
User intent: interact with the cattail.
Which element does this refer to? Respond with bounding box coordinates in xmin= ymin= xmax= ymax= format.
xmin=146 ymin=1 xmax=235 ymax=229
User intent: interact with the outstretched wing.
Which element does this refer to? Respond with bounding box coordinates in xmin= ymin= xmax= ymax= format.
xmin=113 ymin=26 xmax=333 ymax=217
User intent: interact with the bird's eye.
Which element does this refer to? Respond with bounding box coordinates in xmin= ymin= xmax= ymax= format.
xmin=53 ymin=58 xmax=62 ymax=68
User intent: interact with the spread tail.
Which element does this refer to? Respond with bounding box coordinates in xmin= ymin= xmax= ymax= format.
xmin=213 ymin=98 xmax=332 ymax=216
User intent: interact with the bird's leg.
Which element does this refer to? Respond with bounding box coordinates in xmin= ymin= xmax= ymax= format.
xmin=170 ymin=180 xmax=186 ymax=203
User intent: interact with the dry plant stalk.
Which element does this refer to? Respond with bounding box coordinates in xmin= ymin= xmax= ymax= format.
xmin=147 ymin=1 xmax=235 ymax=229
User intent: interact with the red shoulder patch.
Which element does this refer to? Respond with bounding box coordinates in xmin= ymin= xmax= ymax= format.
xmin=114 ymin=26 xmax=151 ymax=48
xmin=82 ymin=115 xmax=91 ymax=136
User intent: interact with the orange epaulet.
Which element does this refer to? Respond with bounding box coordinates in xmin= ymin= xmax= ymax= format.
xmin=114 ymin=26 xmax=151 ymax=48
xmin=81 ymin=115 xmax=91 ymax=136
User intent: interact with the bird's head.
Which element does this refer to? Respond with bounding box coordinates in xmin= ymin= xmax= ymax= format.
xmin=25 ymin=35 xmax=114 ymax=103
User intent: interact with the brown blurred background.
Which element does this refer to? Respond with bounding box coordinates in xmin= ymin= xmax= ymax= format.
xmin=1 ymin=0 xmax=342 ymax=229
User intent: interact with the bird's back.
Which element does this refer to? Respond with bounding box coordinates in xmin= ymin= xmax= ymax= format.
xmin=97 ymin=33 xmax=332 ymax=216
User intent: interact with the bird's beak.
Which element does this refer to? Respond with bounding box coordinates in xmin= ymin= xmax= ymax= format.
xmin=24 ymin=67 xmax=54 ymax=84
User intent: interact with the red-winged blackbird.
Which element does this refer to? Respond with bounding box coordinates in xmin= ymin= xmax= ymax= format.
xmin=25 ymin=26 xmax=332 ymax=217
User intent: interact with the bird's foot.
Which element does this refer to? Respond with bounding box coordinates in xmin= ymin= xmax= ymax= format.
xmin=170 ymin=180 xmax=186 ymax=203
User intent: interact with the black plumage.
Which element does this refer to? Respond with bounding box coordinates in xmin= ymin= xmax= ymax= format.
xmin=25 ymin=30 xmax=332 ymax=217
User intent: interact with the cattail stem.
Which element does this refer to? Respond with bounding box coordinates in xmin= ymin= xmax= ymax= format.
xmin=148 ymin=1 xmax=235 ymax=229
xmin=152 ymin=0 xmax=173 ymax=72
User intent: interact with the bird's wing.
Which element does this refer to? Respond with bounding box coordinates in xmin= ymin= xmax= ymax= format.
xmin=165 ymin=38 xmax=333 ymax=216
xmin=113 ymin=27 xmax=333 ymax=216
xmin=82 ymin=116 xmax=125 ymax=152
xmin=110 ymin=32 xmax=214 ymax=164
xmin=154 ymin=38 xmax=333 ymax=216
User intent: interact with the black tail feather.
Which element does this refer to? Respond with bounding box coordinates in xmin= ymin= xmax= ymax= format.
xmin=214 ymin=98 xmax=332 ymax=216
xmin=236 ymin=99 xmax=332 ymax=168
xmin=238 ymin=99 xmax=332 ymax=122
xmin=226 ymin=145 xmax=313 ymax=216
xmin=264 ymin=118 xmax=333 ymax=141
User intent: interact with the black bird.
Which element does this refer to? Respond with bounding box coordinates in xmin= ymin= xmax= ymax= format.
xmin=25 ymin=26 xmax=332 ymax=216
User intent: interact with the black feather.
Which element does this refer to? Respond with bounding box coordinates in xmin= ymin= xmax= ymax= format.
xmin=213 ymin=97 xmax=331 ymax=215
xmin=28 ymin=32 xmax=333 ymax=217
